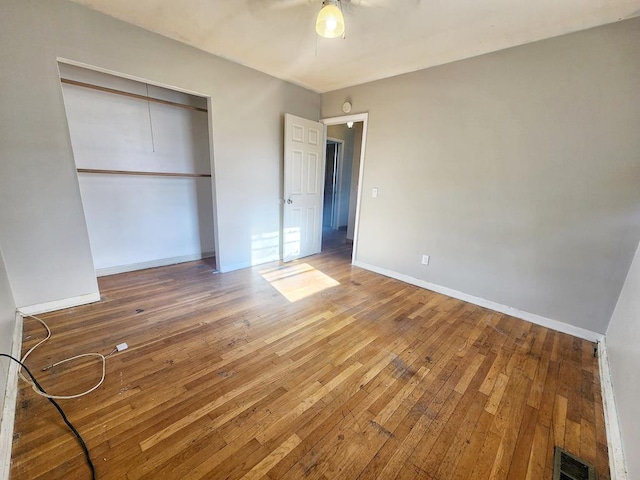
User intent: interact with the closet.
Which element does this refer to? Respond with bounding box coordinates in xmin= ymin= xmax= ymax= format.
xmin=59 ymin=63 xmax=215 ymax=276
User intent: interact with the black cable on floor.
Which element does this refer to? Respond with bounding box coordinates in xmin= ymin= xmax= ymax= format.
xmin=0 ymin=353 xmax=96 ymax=480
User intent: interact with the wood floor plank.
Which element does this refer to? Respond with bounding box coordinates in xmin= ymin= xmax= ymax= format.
xmin=10 ymin=233 xmax=610 ymax=480
xmin=507 ymin=404 xmax=539 ymax=479
xmin=451 ymin=409 xmax=494 ymax=480
xmin=524 ymin=422 xmax=550 ymax=480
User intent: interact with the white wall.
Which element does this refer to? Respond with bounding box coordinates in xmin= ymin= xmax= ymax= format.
xmin=78 ymin=176 xmax=215 ymax=275
xmin=0 ymin=247 xmax=16 ymax=423
xmin=60 ymin=64 xmax=215 ymax=274
xmin=321 ymin=17 xmax=640 ymax=334
xmin=606 ymin=240 xmax=640 ymax=478
xmin=60 ymin=64 xmax=211 ymax=174
xmin=0 ymin=0 xmax=320 ymax=310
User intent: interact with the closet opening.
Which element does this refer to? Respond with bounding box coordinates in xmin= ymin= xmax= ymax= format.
xmin=58 ymin=61 xmax=218 ymax=277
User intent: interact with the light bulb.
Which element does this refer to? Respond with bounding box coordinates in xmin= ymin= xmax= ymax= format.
xmin=316 ymin=1 xmax=345 ymax=39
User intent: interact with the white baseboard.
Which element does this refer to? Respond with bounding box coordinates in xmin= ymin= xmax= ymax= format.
xmin=0 ymin=312 xmax=23 ymax=480
xmin=353 ymin=261 xmax=604 ymax=342
xmin=17 ymin=292 xmax=101 ymax=316
xmin=598 ymin=339 xmax=628 ymax=480
xmin=96 ymin=251 xmax=215 ymax=277
xmin=218 ymin=260 xmax=252 ymax=273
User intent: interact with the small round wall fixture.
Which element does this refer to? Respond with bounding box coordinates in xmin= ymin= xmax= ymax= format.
xmin=342 ymin=101 xmax=352 ymax=113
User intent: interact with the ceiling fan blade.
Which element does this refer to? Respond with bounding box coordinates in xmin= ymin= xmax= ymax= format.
xmin=246 ymin=0 xmax=316 ymax=11
xmin=343 ymin=0 xmax=421 ymax=10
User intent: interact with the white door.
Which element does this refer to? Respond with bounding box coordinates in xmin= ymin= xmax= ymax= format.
xmin=283 ymin=114 xmax=325 ymax=262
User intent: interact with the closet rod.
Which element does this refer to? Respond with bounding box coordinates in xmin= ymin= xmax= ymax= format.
xmin=60 ymin=78 xmax=208 ymax=113
xmin=77 ymin=168 xmax=211 ymax=178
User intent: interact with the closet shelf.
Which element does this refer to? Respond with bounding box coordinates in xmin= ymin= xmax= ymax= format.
xmin=61 ymin=78 xmax=208 ymax=113
xmin=77 ymin=168 xmax=211 ymax=178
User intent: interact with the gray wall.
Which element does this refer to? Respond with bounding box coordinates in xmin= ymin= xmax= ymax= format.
xmin=607 ymin=241 xmax=640 ymax=478
xmin=347 ymin=123 xmax=363 ymax=241
xmin=0 ymin=0 xmax=320 ymax=308
xmin=321 ymin=18 xmax=640 ymax=334
xmin=0 ymin=247 xmax=16 ymax=419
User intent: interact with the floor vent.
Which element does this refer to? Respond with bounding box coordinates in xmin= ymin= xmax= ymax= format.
xmin=553 ymin=446 xmax=596 ymax=480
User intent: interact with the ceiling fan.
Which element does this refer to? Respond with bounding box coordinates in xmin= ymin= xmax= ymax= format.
xmin=249 ymin=0 xmax=419 ymax=39
xmin=250 ymin=0 xmax=397 ymax=10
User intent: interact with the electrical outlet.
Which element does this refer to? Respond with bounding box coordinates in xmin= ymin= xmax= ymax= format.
xmin=116 ymin=342 xmax=129 ymax=352
xmin=421 ymin=255 xmax=430 ymax=265
xmin=372 ymin=187 xmax=379 ymax=198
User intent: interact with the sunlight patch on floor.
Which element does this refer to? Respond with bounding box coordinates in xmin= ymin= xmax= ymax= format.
xmin=260 ymin=263 xmax=340 ymax=302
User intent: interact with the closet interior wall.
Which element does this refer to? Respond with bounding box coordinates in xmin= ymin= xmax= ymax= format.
xmin=59 ymin=63 xmax=215 ymax=276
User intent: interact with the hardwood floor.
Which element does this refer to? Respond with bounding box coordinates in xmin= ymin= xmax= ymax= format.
xmin=10 ymin=242 xmax=609 ymax=479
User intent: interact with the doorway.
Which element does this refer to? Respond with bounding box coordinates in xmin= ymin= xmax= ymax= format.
xmin=320 ymin=115 xmax=367 ymax=260
xmin=323 ymin=139 xmax=343 ymax=230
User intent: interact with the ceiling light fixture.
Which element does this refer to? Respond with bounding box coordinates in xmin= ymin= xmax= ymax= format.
xmin=347 ymin=121 xmax=354 ymax=128
xmin=316 ymin=0 xmax=345 ymax=39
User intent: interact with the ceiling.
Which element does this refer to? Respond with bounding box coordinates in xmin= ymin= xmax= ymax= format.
xmin=68 ymin=0 xmax=640 ymax=93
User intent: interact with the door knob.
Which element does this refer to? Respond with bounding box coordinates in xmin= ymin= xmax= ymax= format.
xmin=286 ymin=199 xmax=293 ymax=204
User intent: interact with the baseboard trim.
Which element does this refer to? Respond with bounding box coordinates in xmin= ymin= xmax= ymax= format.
xmin=353 ymin=261 xmax=604 ymax=342
xmin=598 ymin=339 xmax=628 ymax=480
xmin=219 ymin=261 xmax=253 ymax=273
xmin=0 ymin=312 xmax=23 ymax=480
xmin=96 ymin=252 xmax=215 ymax=277
xmin=18 ymin=292 xmax=101 ymax=316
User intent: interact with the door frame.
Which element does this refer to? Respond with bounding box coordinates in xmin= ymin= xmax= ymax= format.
xmin=320 ymin=113 xmax=368 ymax=263
xmin=56 ymin=57 xmax=221 ymax=274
